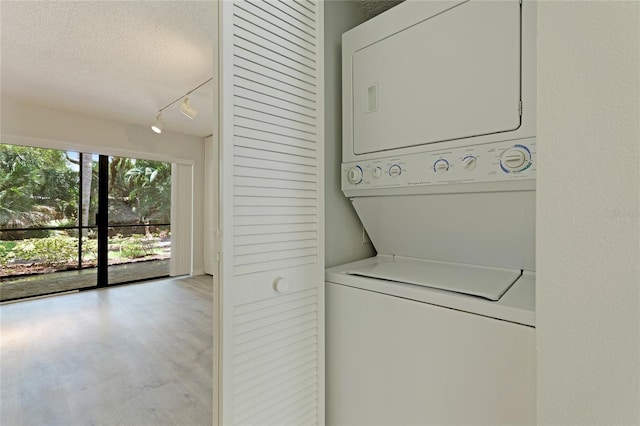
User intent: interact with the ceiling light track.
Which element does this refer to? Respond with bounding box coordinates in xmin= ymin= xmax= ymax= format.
xmin=151 ymin=77 xmax=213 ymax=133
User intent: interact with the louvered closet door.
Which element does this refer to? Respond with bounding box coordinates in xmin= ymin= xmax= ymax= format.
xmin=218 ymin=1 xmax=324 ymax=425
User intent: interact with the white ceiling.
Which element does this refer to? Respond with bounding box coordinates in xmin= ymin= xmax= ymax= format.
xmin=0 ymin=1 xmax=215 ymax=138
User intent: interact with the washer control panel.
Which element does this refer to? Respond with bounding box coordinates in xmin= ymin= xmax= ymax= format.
xmin=343 ymin=139 xmax=536 ymax=191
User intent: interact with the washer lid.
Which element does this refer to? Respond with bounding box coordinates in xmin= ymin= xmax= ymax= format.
xmin=346 ymin=256 xmax=521 ymax=301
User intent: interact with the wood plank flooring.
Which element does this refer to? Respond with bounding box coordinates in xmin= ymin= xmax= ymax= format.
xmin=0 ymin=275 xmax=214 ymax=426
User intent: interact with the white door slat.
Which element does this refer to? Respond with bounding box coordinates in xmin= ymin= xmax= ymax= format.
xmin=235 ymin=318 xmax=317 ymax=356
xmin=235 ymin=155 xmax=317 ymax=175
xmin=234 ymin=145 xmax=316 ymax=166
xmin=234 ymin=186 xmax=316 ymax=199
xmin=234 ymin=315 xmax=318 ymax=360
xmin=234 ymin=2 xmax=315 ymax=50
xmin=234 ymin=86 xmax=316 ymax=119
xmin=260 ymin=397 xmax=319 ymax=426
xmin=278 ymin=0 xmax=317 ymax=23
xmin=233 ymin=339 xmax=317 ymax=378
xmin=233 ymin=343 xmax=317 ymax=385
xmin=234 ymin=14 xmax=315 ymax=63
xmin=235 ymin=247 xmax=318 ymax=267
xmin=237 ymin=378 xmax=318 ymax=425
xmin=277 ymin=404 xmax=319 ymax=426
xmin=264 ymin=0 xmax=316 ymax=32
xmin=234 ymin=103 xmax=317 ymax=133
xmin=238 ymin=383 xmax=318 ymax=426
xmin=234 ymin=231 xmax=317 ymax=247
xmin=235 ymin=304 xmax=317 ymax=336
xmin=234 ymin=95 xmax=317 ymax=125
xmin=234 ymin=333 xmax=318 ymax=369
xmin=235 ymin=137 xmax=316 ymax=160
xmin=234 ymin=206 xmax=317 ymax=217
xmin=234 ymin=45 xmax=316 ymax=89
xmin=243 ymin=0 xmax=316 ymax=41
xmin=235 ymin=362 xmax=317 ymax=407
xmin=234 ymin=214 xmax=316 ymax=226
xmin=234 ymin=59 xmax=316 ymax=98
xmin=234 ymin=255 xmax=318 ymax=276
xmin=234 ymin=352 xmax=317 ymax=393
xmin=235 ymin=26 xmax=316 ymax=71
xmin=234 ymin=237 xmax=316 ymax=256
xmin=292 ymin=0 xmax=316 ymax=15
xmin=234 ymin=36 xmax=316 ymax=81
xmin=234 ymin=103 xmax=316 ymax=133
xmin=233 ymin=16 xmax=316 ymax=64
xmin=234 ymin=196 xmax=317 ymax=207
xmin=235 ymin=77 xmax=317 ymax=111
xmin=235 ymin=126 xmax=317 ymax=151
xmin=268 ymin=404 xmax=318 ymax=426
xmin=234 ymin=223 xmax=317 ymax=236
xmin=235 ymin=166 xmax=317 ymax=183
xmin=234 ymin=65 xmax=316 ymax=102
xmin=235 ymin=288 xmax=317 ymax=315
xmin=234 ymin=359 xmax=317 ymax=400
xmin=258 ymin=398 xmax=318 ymax=426
xmin=235 ymin=376 xmax=318 ymax=423
xmin=235 ymin=176 xmax=317 ymax=191
xmin=235 ymin=116 xmax=317 ymax=142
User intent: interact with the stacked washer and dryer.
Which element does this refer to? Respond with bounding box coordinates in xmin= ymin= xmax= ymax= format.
xmin=326 ymin=0 xmax=537 ymax=424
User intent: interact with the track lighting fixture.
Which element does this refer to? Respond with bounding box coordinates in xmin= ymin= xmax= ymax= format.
xmin=180 ymin=97 xmax=198 ymax=119
xmin=151 ymin=77 xmax=212 ymax=133
xmin=151 ymin=113 xmax=163 ymax=134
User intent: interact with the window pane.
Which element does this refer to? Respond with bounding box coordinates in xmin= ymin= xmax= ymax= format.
xmin=107 ymin=156 xmax=171 ymax=226
xmin=0 ymin=145 xmax=79 ymax=229
xmin=107 ymin=225 xmax=170 ymax=285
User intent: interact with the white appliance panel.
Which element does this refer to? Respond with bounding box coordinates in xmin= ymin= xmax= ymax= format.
xmin=352 ymin=191 xmax=536 ymax=271
xmin=326 ymin=281 xmax=536 ymax=426
xmin=342 ymin=137 xmax=536 ymax=196
xmin=352 ymin=0 xmax=521 ymax=155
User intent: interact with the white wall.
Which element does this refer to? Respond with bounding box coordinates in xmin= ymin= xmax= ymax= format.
xmin=537 ymin=2 xmax=640 ymax=424
xmin=1 ymin=98 xmax=206 ymax=274
xmin=324 ymin=0 xmax=375 ymax=268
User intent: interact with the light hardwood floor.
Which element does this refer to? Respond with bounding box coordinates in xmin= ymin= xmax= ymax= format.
xmin=0 ymin=275 xmax=214 ymax=426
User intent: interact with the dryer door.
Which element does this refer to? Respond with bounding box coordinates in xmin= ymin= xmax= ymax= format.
xmin=351 ymin=0 xmax=521 ymax=155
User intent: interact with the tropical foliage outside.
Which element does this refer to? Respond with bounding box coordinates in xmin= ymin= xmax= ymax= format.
xmin=0 ymin=144 xmax=171 ymax=279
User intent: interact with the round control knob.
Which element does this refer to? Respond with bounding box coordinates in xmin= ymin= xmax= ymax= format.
xmin=433 ymin=159 xmax=449 ymax=173
xmin=347 ymin=166 xmax=363 ymax=184
xmin=462 ymin=156 xmax=477 ymax=171
xmin=389 ymin=164 xmax=402 ymax=177
xmin=500 ymin=146 xmax=532 ymax=173
xmin=372 ymin=166 xmax=382 ymax=179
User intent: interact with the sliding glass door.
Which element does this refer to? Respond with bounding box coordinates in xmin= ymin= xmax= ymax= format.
xmin=103 ymin=155 xmax=171 ymax=285
xmin=0 ymin=145 xmax=172 ymax=301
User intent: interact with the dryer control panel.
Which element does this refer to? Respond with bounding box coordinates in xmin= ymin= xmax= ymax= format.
xmin=342 ymin=138 xmax=536 ymax=194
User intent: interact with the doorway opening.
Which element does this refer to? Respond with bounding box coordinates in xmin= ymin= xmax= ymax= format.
xmin=0 ymin=145 xmax=174 ymax=301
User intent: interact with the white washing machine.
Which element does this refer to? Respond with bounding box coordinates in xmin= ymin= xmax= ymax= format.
xmin=327 ymin=0 xmax=537 ymax=424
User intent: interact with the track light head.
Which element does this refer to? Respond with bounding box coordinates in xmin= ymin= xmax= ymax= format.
xmin=150 ymin=77 xmax=211 ymax=133
xmin=180 ymin=97 xmax=198 ymax=119
xmin=151 ymin=113 xmax=163 ymax=134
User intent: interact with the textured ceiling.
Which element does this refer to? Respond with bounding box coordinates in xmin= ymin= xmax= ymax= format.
xmin=0 ymin=1 xmax=401 ymax=139
xmin=0 ymin=1 xmax=215 ymax=138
